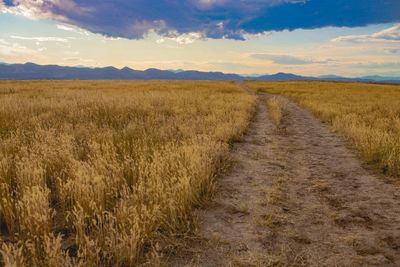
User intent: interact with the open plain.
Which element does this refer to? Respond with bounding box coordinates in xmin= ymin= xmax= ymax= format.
xmin=0 ymin=81 xmax=399 ymax=266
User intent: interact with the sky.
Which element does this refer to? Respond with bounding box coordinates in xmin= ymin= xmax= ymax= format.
xmin=0 ymin=0 xmax=399 ymax=77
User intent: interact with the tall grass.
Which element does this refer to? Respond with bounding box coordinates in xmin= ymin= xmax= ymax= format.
xmin=249 ymin=81 xmax=400 ymax=178
xmin=0 ymin=80 xmax=255 ymax=266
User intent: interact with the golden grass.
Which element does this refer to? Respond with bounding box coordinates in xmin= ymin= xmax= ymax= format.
xmin=0 ymin=80 xmax=255 ymax=266
xmin=266 ymin=97 xmax=287 ymax=128
xmin=248 ymin=81 xmax=400 ymax=177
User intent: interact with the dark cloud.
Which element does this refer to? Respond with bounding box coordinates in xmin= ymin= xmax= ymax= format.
xmin=2 ymin=0 xmax=400 ymax=40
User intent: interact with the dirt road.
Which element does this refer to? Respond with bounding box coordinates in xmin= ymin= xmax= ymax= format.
xmin=173 ymin=91 xmax=400 ymax=266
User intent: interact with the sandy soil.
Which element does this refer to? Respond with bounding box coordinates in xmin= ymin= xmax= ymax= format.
xmin=170 ymin=90 xmax=400 ymax=267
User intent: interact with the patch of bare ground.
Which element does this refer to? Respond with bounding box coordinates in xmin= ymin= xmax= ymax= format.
xmin=167 ymin=89 xmax=400 ymax=267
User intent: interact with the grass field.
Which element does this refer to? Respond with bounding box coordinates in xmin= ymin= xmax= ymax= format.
xmin=2 ymin=80 xmax=399 ymax=266
xmin=248 ymin=81 xmax=400 ymax=178
xmin=0 ymin=81 xmax=255 ymax=266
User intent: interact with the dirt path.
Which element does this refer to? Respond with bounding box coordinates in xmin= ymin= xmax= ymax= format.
xmin=172 ymin=91 xmax=400 ymax=267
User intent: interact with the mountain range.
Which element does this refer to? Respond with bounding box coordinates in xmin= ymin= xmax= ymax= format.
xmin=0 ymin=62 xmax=399 ymax=83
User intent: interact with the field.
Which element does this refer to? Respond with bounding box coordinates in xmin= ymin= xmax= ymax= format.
xmin=1 ymin=80 xmax=400 ymax=266
xmin=248 ymin=81 xmax=400 ymax=178
xmin=0 ymin=81 xmax=255 ymax=266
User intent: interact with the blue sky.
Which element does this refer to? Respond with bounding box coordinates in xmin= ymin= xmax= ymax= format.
xmin=1 ymin=0 xmax=399 ymax=76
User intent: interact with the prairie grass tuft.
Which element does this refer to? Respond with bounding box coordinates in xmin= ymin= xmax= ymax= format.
xmin=266 ymin=97 xmax=286 ymax=127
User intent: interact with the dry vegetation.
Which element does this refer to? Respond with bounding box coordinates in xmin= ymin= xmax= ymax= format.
xmin=266 ymin=97 xmax=283 ymax=127
xmin=266 ymin=97 xmax=287 ymax=129
xmin=0 ymin=80 xmax=255 ymax=266
xmin=249 ymin=81 xmax=400 ymax=178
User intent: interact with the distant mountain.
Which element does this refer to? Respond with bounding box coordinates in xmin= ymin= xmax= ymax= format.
xmin=175 ymin=70 xmax=241 ymax=80
xmin=0 ymin=62 xmax=399 ymax=83
xmin=318 ymin=74 xmax=400 ymax=83
xmin=253 ymin=72 xmax=314 ymax=81
xmin=167 ymin=69 xmax=185 ymax=73
xmin=319 ymin=75 xmax=349 ymax=80
xmin=0 ymin=62 xmax=242 ymax=80
xmin=360 ymin=75 xmax=400 ymax=82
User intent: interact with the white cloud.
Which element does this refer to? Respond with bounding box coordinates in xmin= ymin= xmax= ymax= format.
xmin=167 ymin=32 xmax=204 ymax=44
xmin=0 ymin=39 xmax=39 ymax=57
xmin=10 ymin=35 xmax=69 ymax=43
xmin=173 ymin=32 xmax=204 ymax=44
xmin=0 ymin=0 xmax=63 ymax=20
xmin=332 ymin=24 xmax=400 ymax=43
xmin=331 ymin=34 xmax=370 ymax=43
xmin=154 ymin=31 xmax=204 ymax=44
xmin=251 ymin=53 xmax=333 ymax=65
xmin=56 ymin=24 xmax=90 ymax=35
xmin=372 ymin=24 xmax=400 ymax=41
xmin=0 ymin=0 xmax=92 ymax=20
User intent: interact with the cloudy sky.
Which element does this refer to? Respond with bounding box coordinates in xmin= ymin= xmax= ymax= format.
xmin=1 ymin=0 xmax=399 ymax=77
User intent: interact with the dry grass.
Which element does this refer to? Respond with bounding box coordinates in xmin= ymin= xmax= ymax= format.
xmin=249 ymin=81 xmax=400 ymax=178
xmin=266 ymin=97 xmax=285 ymax=127
xmin=0 ymin=80 xmax=255 ymax=266
xmin=228 ymin=246 xmax=309 ymax=267
xmin=267 ymin=176 xmax=288 ymax=205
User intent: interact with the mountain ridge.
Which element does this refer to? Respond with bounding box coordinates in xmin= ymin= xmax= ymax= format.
xmin=0 ymin=62 xmax=399 ymax=83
